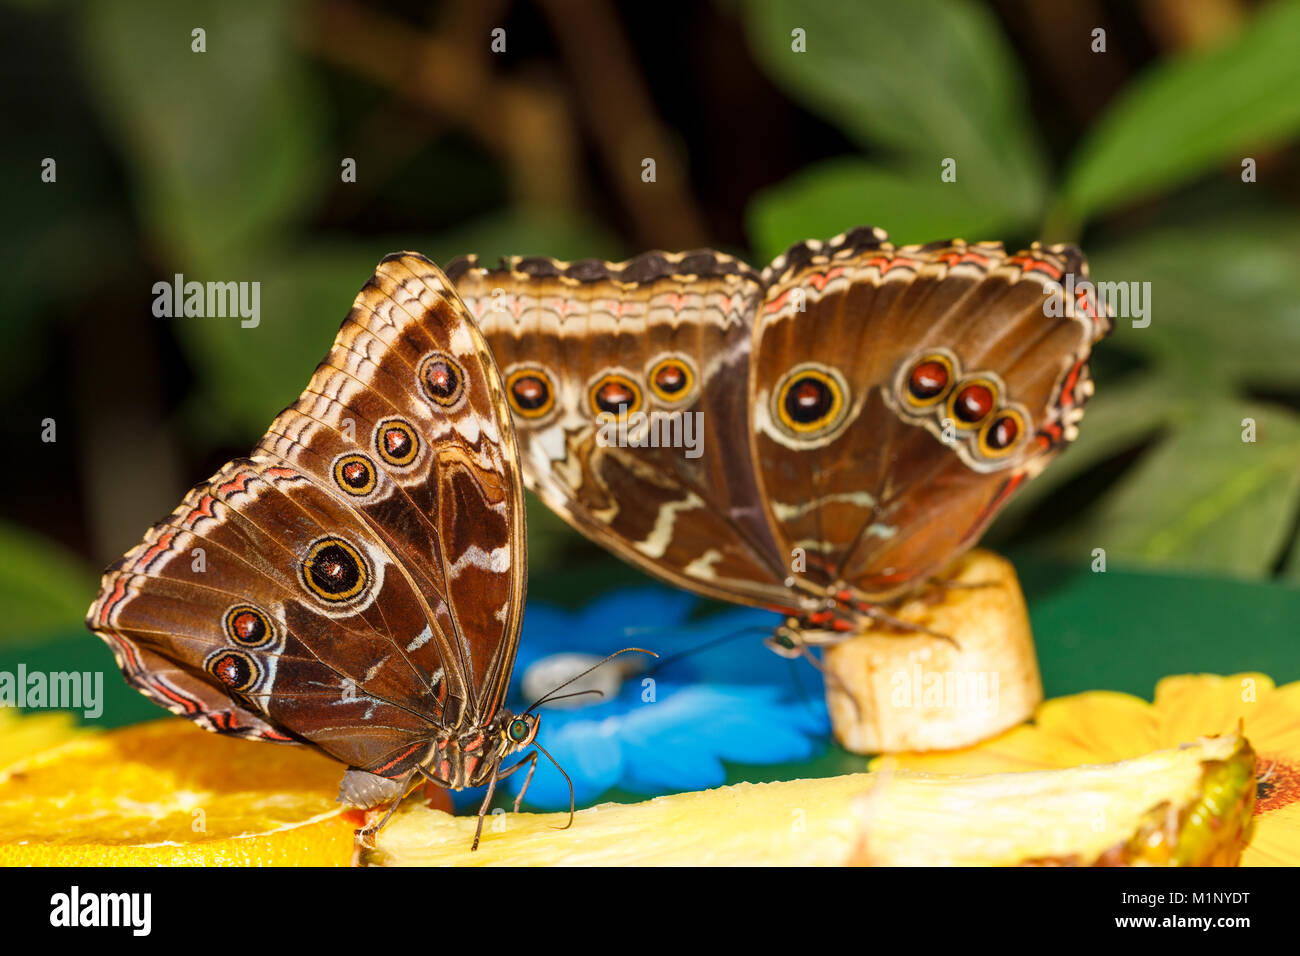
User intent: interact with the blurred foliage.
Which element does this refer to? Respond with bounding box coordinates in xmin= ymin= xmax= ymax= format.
xmin=81 ymin=1 xmax=326 ymax=270
xmin=746 ymin=0 xmax=1046 ymax=245
xmin=0 ymin=525 xmax=96 ymax=647
xmin=745 ymin=0 xmax=1300 ymax=581
xmin=1 ymin=0 xmax=1298 ymax=651
xmin=1060 ymin=0 xmax=1300 ymax=224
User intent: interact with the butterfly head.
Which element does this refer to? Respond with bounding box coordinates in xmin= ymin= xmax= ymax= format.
xmin=765 ymin=597 xmax=868 ymax=658
xmin=764 ymin=620 xmax=805 ymax=659
xmin=500 ymin=711 xmax=541 ymax=753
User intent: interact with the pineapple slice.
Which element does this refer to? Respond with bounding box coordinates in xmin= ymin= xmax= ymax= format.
xmin=854 ymin=732 xmax=1255 ymax=865
xmin=358 ymin=732 xmax=1254 ymax=866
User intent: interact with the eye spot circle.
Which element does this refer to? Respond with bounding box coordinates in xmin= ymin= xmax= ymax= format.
xmin=300 ymin=537 xmax=369 ymax=603
xmin=224 ymin=604 xmax=273 ymax=648
xmin=589 ymin=373 xmax=643 ymax=416
xmin=948 ymin=379 xmax=997 ymax=427
xmin=988 ymin=415 xmax=1019 ymax=448
xmin=375 ymin=419 xmax=419 ymax=467
xmin=332 ymin=453 xmax=377 ymax=496
xmin=980 ymin=409 xmax=1025 ymax=457
xmin=505 ymin=367 xmax=555 ymax=419
xmin=419 ymin=352 xmax=466 ymax=408
xmin=905 ymin=355 xmax=954 ymax=405
xmin=775 ymin=365 xmax=846 ymax=436
xmin=648 ymin=357 xmax=695 ymax=403
xmin=206 ymin=650 xmax=259 ymax=692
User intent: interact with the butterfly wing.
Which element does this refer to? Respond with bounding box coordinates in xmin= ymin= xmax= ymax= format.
xmin=751 ymin=227 xmax=1112 ymax=600
xmin=449 ymin=252 xmax=793 ymax=610
xmin=258 ymin=253 xmax=526 ymax=725
xmin=87 ymin=255 xmax=526 ymax=775
xmin=89 ymin=457 xmax=458 ymax=772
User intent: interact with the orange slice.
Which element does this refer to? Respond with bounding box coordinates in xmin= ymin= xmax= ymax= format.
xmin=0 ymin=707 xmax=84 ymax=768
xmin=0 ymin=718 xmax=360 ymax=866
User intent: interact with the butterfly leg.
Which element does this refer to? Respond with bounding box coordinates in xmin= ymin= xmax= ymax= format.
xmin=793 ymin=642 xmax=865 ymax=722
xmin=858 ymin=603 xmax=959 ymax=647
xmin=493 ymin=750 xmax=540 ymax=812
xmin=356 ymin=769 xmax=418 ymax=846
xmin=512 ymin=753 xmax=540 ymax=812
xmin=925 ymin=576 xmax=997 ymax=594
xmin=472 ymin=766 xmax=501 ymax=852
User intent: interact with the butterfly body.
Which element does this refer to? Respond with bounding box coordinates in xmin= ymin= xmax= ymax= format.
xmin=88 ymin=254 xmax=538 ymax=843
xmin=422 ymin=712 xmax=539 ymax=790
xmin=449 ymin=226 xmax=1111 ymax=652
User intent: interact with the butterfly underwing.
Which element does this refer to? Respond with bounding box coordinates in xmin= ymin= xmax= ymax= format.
xmin=448 ymin=227 xmax=1112 ymax=655
xmin=87 ymin=254 xmax=542 ymax=847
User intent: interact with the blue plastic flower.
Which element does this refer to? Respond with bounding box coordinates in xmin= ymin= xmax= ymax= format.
xmin=450 ymin=587 xmax=830 ymax=812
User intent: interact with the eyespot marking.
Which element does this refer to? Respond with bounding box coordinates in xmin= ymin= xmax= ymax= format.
xmin=223 ymin=604 xmax=273 ymax=648
xmin=206 ymin=649 xmax=260 ymax=692
xmin=589 ymin=373 xmax=643 ymax=417
xmin=979 ymin=409 xmax=1025 ymax=458
xmin=505 ymin=367 xmax=556 ymax=419
xmin=375 ymin=419 xmax=419 ymax=467
xmin=647 ymin=357 xmax=695 ymax=404
xmin=774 ymin=364 xmax=847 ymax=437
xmin=905 ymin=354 xmax=954 ymax=406
xmin=300 ymin=537 xmax=369 ymax=603
xmin=333 ymin=453 xmax=377 ymax=496
xmin=948 ymin=379 xmax=997 ymax=427
xmin=419 ymin=352 xmax=467 ymax=408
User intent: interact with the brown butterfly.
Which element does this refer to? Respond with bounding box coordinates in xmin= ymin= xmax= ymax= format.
xmin=449 ymin=227 xmax=1112 ymax=658
xmin=87 ymin=253 xmax=587 ymax=849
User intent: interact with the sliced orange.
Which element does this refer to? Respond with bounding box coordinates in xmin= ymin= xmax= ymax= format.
xmin=0 ymin=718 xmax=361 ymax=866
xmin=0 ymin=707 xmax=84 ymax=769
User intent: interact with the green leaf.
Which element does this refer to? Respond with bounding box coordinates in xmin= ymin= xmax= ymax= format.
xmin=1051 ymin=402 xmax=1300 ymax=577
xmin=743 ymin=0 xmax=1045 ymax=224
xmin=747 ymin=158 xmax=1031 ymax=261
xmin=1285 ymin=522 xmax=1300 ymax=583
xmin=1089 ymin=214 xmax=1300 ymax=387
xmin=990 ymin=376 xmax=1190 ymax=537
xmin=173 ymin=243 xmax=379 ymax=443
xmin=78 ymin=0 xmax=324 ymax=267
xmin=0 ymin=523 xmax=97 ymax=645
xmin=1062 ymin=0 xmax=1300 ymax=222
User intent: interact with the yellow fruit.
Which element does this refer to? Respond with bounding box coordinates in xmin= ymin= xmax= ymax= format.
xmin=823 ymin=549 xmax=1044 ymax=753
xmin=360 ymin=732 xmax=1254 ymax=866
xmin=854 ymin=731 xmax=1254 ymax=865
xmin=0 ymin=708 xmax=84 ymax=769
xmin=0 ymin=719 xmax=358 ymax=866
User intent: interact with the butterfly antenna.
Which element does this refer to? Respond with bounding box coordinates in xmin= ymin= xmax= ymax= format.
xmin=643 ymin=625 xmax=772 ymax=675
xmin=535 ymin=688 xmax=606 ymax=707
xmin=533 ymin=740 xmax=575 ymax=831
xmin=525 ymin=647 xmax=658 ymax=713
xmin=786 ymin=655 xmax=815 ymax=710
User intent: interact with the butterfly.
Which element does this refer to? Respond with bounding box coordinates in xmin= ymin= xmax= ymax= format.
xmin=448 ymin=226 xmax=1112 ymax=658
xmin=86 ymin=253 xmax=600 ymax=849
